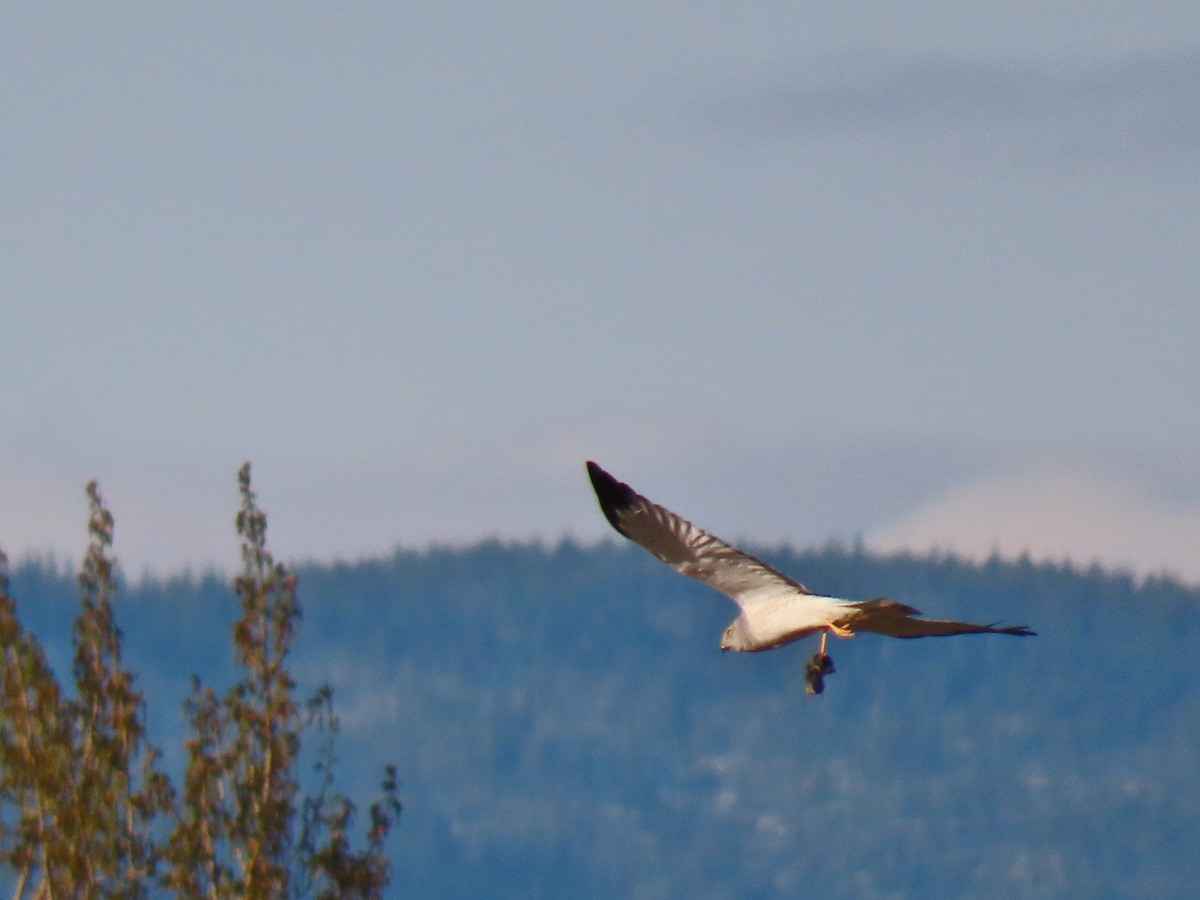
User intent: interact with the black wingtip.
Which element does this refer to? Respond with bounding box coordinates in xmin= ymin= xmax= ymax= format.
xmin=985 ymin=620 xmax=1036 ymax=636
xmin=586 ymin=461 xmax=637 ymax=534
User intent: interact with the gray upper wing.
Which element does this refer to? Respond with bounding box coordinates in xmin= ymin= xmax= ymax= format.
xmin=587 ymin=461 xmax=811 ymax=608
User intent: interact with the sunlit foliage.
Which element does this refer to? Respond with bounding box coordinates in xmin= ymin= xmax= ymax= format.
xmin=0 ymin=464 xmax=400 ymax=897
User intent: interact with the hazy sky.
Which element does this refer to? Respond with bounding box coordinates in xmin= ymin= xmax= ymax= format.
xmin=4 ymin=4 xmax=1199 ymax=580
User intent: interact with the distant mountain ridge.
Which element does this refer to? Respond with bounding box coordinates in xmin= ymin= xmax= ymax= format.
xmin=8 ymin=542 xmax=1199 ymax=898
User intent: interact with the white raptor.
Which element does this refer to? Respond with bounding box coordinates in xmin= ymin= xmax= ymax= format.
xmin=587 ymin=461 xmax=1034 ymax=688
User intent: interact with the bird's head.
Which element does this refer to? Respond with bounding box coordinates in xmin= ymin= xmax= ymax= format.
xmin=720 ymin=618 xmax=748 ymax=652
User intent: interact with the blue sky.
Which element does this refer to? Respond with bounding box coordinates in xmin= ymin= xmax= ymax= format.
xmin=3 ymin=4 xmax=1199 ymax=579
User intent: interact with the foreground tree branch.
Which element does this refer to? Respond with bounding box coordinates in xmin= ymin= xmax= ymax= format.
xmin=1 ymin=464 xmax=400 ymax=897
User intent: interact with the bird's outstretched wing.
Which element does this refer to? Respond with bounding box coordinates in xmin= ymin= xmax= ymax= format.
xmin=845 ymin=598 xmax=1036 ymax=639
xmin=587 ymin=460 xmax=811 ymax=609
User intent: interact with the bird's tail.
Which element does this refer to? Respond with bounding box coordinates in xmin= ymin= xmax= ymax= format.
xmin=849 ymin=597 xmax=1036 ymax=639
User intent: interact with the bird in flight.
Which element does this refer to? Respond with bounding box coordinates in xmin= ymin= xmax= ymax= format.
xmin=586 ymin=461 xmax=1035 ymax=694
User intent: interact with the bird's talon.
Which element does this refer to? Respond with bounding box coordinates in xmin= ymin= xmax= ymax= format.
xmin=823 ymin=620 xmax=855 ymax=638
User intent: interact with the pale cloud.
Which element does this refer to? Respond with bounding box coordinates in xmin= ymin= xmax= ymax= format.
xmin=868 ymin=461 xmax=1200 ymax=582
xmin=9 ymin=428 xmax=1200 ymax=587
xmin=709 ymin=46 xmax=1200 ymax=164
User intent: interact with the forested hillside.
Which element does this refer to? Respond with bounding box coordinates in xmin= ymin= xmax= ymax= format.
xmin=10 ymin=543 xmax=1199 ymax=898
